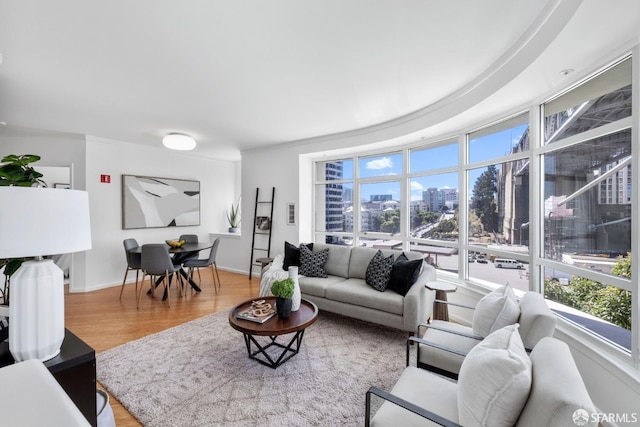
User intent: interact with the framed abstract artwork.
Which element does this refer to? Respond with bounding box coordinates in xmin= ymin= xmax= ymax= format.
xmin=122 ymin=174 xmax=200 ymax=229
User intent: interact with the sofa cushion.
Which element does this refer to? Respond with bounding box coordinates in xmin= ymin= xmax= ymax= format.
xmin=298 ymin=275 xmax=348 ymax=298
xmin=365 ymin=250 xmax=395 ymax=291
xmin=348 ymin=246 xmax=401 ymax=279
xmin=458 ymin=324 xmax=532 ymax=427
xmin=472 ymin=283 xmax=520 ymax=337
xmin=325 ymin=278 xmax=404 ymax=315
xmin=313 ymin=243 xmax=352 ymax=278
xmin=299 ymin=245 xmax=329 ymax=278
xmin=283 ymin=241 xmax=313 ymax=271
xmin=387 ymin=253 xmax=423 ymax=296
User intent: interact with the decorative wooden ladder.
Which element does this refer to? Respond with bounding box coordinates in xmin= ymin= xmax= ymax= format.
xmin=249 ymin=187 xmax=275 ymax=279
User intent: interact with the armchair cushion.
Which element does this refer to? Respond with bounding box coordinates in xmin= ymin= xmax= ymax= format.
xmin=517 ymin=292 xmax=557 ymax=350
xmin=472 ymin=283 xmax=520 ymax=337
xmin=457 ymin=324 xmax=532 ymax=427
xmin=417 ymin=321 xmax=480 ymax=374
xmin=371 ymin=366 xmax=459 ymax=427
xmin=365 ymin=250 xmax=395 ymax=291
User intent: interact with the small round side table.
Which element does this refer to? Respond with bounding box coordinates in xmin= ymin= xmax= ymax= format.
xmin=425 ymin=281 xmax=458 ymax=321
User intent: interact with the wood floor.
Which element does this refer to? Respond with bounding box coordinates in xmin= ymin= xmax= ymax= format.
xmin=65 ymin=267 xmax=261 ymax=427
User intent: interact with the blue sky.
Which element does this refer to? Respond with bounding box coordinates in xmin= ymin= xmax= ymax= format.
xmin=340 ymin=124 xmax=528 ymax=202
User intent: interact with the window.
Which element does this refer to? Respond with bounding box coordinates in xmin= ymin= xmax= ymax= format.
xmin=541 ymin=58 xmax=632 ymax=348
xmin=359 ymin=181 xmax=401 ymax=234
xmin=313 ymin=54 xmax=636 ymax=359
xmin=358 ymin=153 xmax=401 ymax=178
xmin=469 ymin=114 xmax=529 ymax=163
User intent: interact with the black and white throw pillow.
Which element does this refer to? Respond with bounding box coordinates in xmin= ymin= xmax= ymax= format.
xmin=299 ymin=245 xmax=329 ymax=278
xmin=365 ymin=250 xmax=395 ymax=292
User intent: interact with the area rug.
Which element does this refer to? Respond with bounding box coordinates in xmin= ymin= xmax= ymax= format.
xmin=96 ymin=310 xmax=409 ymax=426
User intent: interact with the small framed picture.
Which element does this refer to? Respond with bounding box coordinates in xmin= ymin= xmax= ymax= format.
xmin=54 ymin=183 xmax=71 ymax=189
xmin=286 ymin=202 xmax=296 ymax=225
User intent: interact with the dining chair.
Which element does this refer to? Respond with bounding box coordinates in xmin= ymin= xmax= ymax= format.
xmin=119 ymin=238 xmax=142 ymax=300
xmin=179 ymin=234 xmax=198 ymax=243
xmin=182 ymin=237 xmax=221 ymax=293
xmin=179 ymin=234 xmax=199 ymax=261
xmin=138 ymin=244 xmax=184 ymax=308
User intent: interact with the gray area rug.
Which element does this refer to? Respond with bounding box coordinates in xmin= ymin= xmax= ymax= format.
xmin=97 ymin=310 xmax=408 ymax=426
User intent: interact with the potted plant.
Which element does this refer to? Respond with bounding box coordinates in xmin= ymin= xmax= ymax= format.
xmin=226 ymin=198 xmax=241 ymax=233
xmin=271 ymin=278 xmax=295 ymax=319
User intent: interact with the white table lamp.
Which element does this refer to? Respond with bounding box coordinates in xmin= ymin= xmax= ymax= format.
xmin=0 ymin=186 xmax=92 ymax=361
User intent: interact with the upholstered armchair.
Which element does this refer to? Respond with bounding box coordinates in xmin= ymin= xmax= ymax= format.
xmin=367 ymin=330 xmax=597 ymax=427
xmin=411 ymin=284 xmax=556 ymax=379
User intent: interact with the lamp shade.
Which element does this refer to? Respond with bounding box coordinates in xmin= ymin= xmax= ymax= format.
xmin=0 ymin=186 xmax=92 ymax=258
xmin=0 ymin=186 xmax=92 ymax=362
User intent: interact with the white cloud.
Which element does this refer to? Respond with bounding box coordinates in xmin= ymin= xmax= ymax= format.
xmin=366 ymin=157 xmax=393 ymax=170
xmin=411 ymin=181 xmax=424 ymax=191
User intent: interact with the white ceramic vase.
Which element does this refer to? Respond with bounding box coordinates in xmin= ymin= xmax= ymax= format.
xmin=288 ymin=266 xmax=301 ymax=311
xmin=6 ymin=259 xmax=65 ymax=361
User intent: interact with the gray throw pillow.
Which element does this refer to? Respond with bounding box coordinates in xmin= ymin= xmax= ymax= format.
xmin=365 ymin=250 xmax=395 ymax=292
xmin=299 ymin=245 xmax=329 ymax=278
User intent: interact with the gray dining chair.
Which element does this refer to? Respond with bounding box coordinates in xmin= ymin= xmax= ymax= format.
xmin=183 ymin=237 xmax=221 ymax=293
xmin=138 ymin=244 xmax=184 ymax=308
xmin=179 ymin=234 xmax=199 ymax=261
xmin=119 ymin=238 xmax=142 ymax=300
xmin=179 ymin=234 xmax=198 ymax=243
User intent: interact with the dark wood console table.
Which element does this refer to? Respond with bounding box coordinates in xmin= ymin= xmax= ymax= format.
xmin=0 ymin=329 xmax=97 ymax=427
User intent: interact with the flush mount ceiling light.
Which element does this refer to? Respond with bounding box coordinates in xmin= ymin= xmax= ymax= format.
xmin=162 ymin=133 xmax=196 ymax=151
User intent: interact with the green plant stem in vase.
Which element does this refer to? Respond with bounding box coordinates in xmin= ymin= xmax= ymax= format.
xmin=226 ymin=198 xmax=241 ymax=233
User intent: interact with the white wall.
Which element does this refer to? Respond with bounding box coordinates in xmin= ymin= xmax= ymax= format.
xmin=84 ymin=136 xmax=239 ymax=291
xmin=0 ymin=132 xmax=89 ymax=291
xmin=1 ymin=133 xmax=240 ymax=291
xmin=239 ymin=144 xmax=315 ymax=277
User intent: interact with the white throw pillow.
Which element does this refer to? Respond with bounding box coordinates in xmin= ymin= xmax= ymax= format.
xmin=457 ymin=324 xmax=532 ymax=427
xmin=472 ymin=283 xmax=520 ymax=337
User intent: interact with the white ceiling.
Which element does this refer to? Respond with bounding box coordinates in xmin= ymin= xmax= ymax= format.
xmin=1 ymin=1 xmax=639 ymax=161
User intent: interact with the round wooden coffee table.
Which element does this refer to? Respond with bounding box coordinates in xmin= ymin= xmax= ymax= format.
xmin=229 ymin=296 xmax=318 ymax=369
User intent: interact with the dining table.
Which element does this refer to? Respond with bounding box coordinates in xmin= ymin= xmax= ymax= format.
xmin=131 ymin=241 xmax=214 ymax=298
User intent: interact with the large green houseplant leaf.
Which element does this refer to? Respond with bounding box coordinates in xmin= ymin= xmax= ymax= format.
xmin=0 ymin=154 xmax=46 ymax=187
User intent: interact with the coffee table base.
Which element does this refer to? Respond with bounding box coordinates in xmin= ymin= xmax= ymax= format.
xmin=242 ymin=330 xmax=305 ymax=369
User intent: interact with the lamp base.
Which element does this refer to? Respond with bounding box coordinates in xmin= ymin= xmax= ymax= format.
xmin=8 ymin=259 xmax=65 ymax=362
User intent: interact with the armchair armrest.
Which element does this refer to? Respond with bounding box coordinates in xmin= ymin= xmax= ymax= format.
xmin=416 ymin=322 xmax=484 ymax=341
xmin=365 ymin=386 xmax=462 ymax=427
xmin=433 ymin=300 xmax=476 ymax=310
xmin=406 ymin=335 xmax=468 ymax=367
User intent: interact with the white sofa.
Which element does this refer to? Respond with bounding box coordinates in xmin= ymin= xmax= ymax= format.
xmin=262 ymin=243 xmax=437 ymax=333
